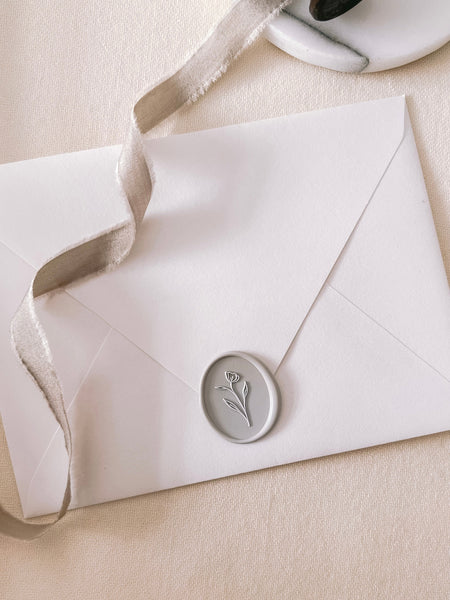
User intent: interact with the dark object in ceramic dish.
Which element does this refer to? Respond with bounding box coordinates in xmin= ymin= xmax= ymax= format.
xmin=309 ymin=0 xmax=363 ymax=21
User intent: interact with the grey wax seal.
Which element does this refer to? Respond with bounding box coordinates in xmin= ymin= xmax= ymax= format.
xmin=200 ymin=352 xmax=280 ymax=444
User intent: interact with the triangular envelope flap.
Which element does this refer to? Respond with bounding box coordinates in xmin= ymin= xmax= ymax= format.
xmin=329 ymin=109 xmax=450 ymax=381
xmin=70 ymin=97 xmax=406 ymax=390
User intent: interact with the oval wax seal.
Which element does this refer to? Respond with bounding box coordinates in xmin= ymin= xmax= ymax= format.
xmin=200 ymin=352 xmax=280 ymax=444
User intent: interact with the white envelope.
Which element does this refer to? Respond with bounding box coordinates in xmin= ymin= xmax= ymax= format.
xmin=0 ymin=96 xmax=449 ymax=519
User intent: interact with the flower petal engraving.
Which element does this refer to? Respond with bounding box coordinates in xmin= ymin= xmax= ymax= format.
xmin=225 ymin=371 xmax=240 ymax=384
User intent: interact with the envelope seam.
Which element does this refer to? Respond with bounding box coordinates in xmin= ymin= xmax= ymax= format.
xmin=328 ymin=283 xmax=450 ymax=384
xmin=0 ymin=237 xmax=37 ymax=271
xmin=0 ymin=236 xmax=197 ymax=395
xmin=274 ymin=111 xmax=406 ymax=377
xmin=23 ymin=328 xmax=114 ymax=517
xmin=64 ymin=291 xmax=198 ymax=393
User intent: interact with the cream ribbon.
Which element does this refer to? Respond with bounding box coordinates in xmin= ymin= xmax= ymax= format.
xmin=0 ymin=0 xmax=292 ymax=540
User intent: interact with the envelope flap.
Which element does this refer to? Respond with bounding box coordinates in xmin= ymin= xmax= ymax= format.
xmin=0 ymin=146 xmax=128 ymax=268
xmin=69 ymin=97 xmax=406 ymax=390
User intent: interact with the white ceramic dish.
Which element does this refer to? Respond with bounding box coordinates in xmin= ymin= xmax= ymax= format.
xmin=266 ymin=0 xmax=450 ymax=73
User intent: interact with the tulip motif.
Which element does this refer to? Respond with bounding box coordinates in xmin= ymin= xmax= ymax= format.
xmin=215 ymin=371 xmax=251 ymax=427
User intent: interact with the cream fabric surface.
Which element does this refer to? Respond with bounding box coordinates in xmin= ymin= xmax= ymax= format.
xmin=0 ymin=0 xmax=449 ymax=596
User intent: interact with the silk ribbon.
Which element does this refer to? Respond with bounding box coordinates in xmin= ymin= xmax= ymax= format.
xmin=0 ymin=0 xmax=292 ymax=540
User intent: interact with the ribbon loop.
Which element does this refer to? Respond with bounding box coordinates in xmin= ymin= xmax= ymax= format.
xmin=0 ymin=0 xmax=291 ymax=540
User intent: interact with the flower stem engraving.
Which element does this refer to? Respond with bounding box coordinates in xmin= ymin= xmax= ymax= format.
xmin=215 ymin=371 xmax=251 ymax=427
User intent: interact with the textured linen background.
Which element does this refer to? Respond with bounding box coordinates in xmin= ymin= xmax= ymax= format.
xmin=0 ymin=1 xmax=449 ymax=598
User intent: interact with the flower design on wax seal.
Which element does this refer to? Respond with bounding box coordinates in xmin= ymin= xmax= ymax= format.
xmin=225 ymin=371 xmax=240 ymax=384
xmin=215 ymin=371 xmax=251 ymax=427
